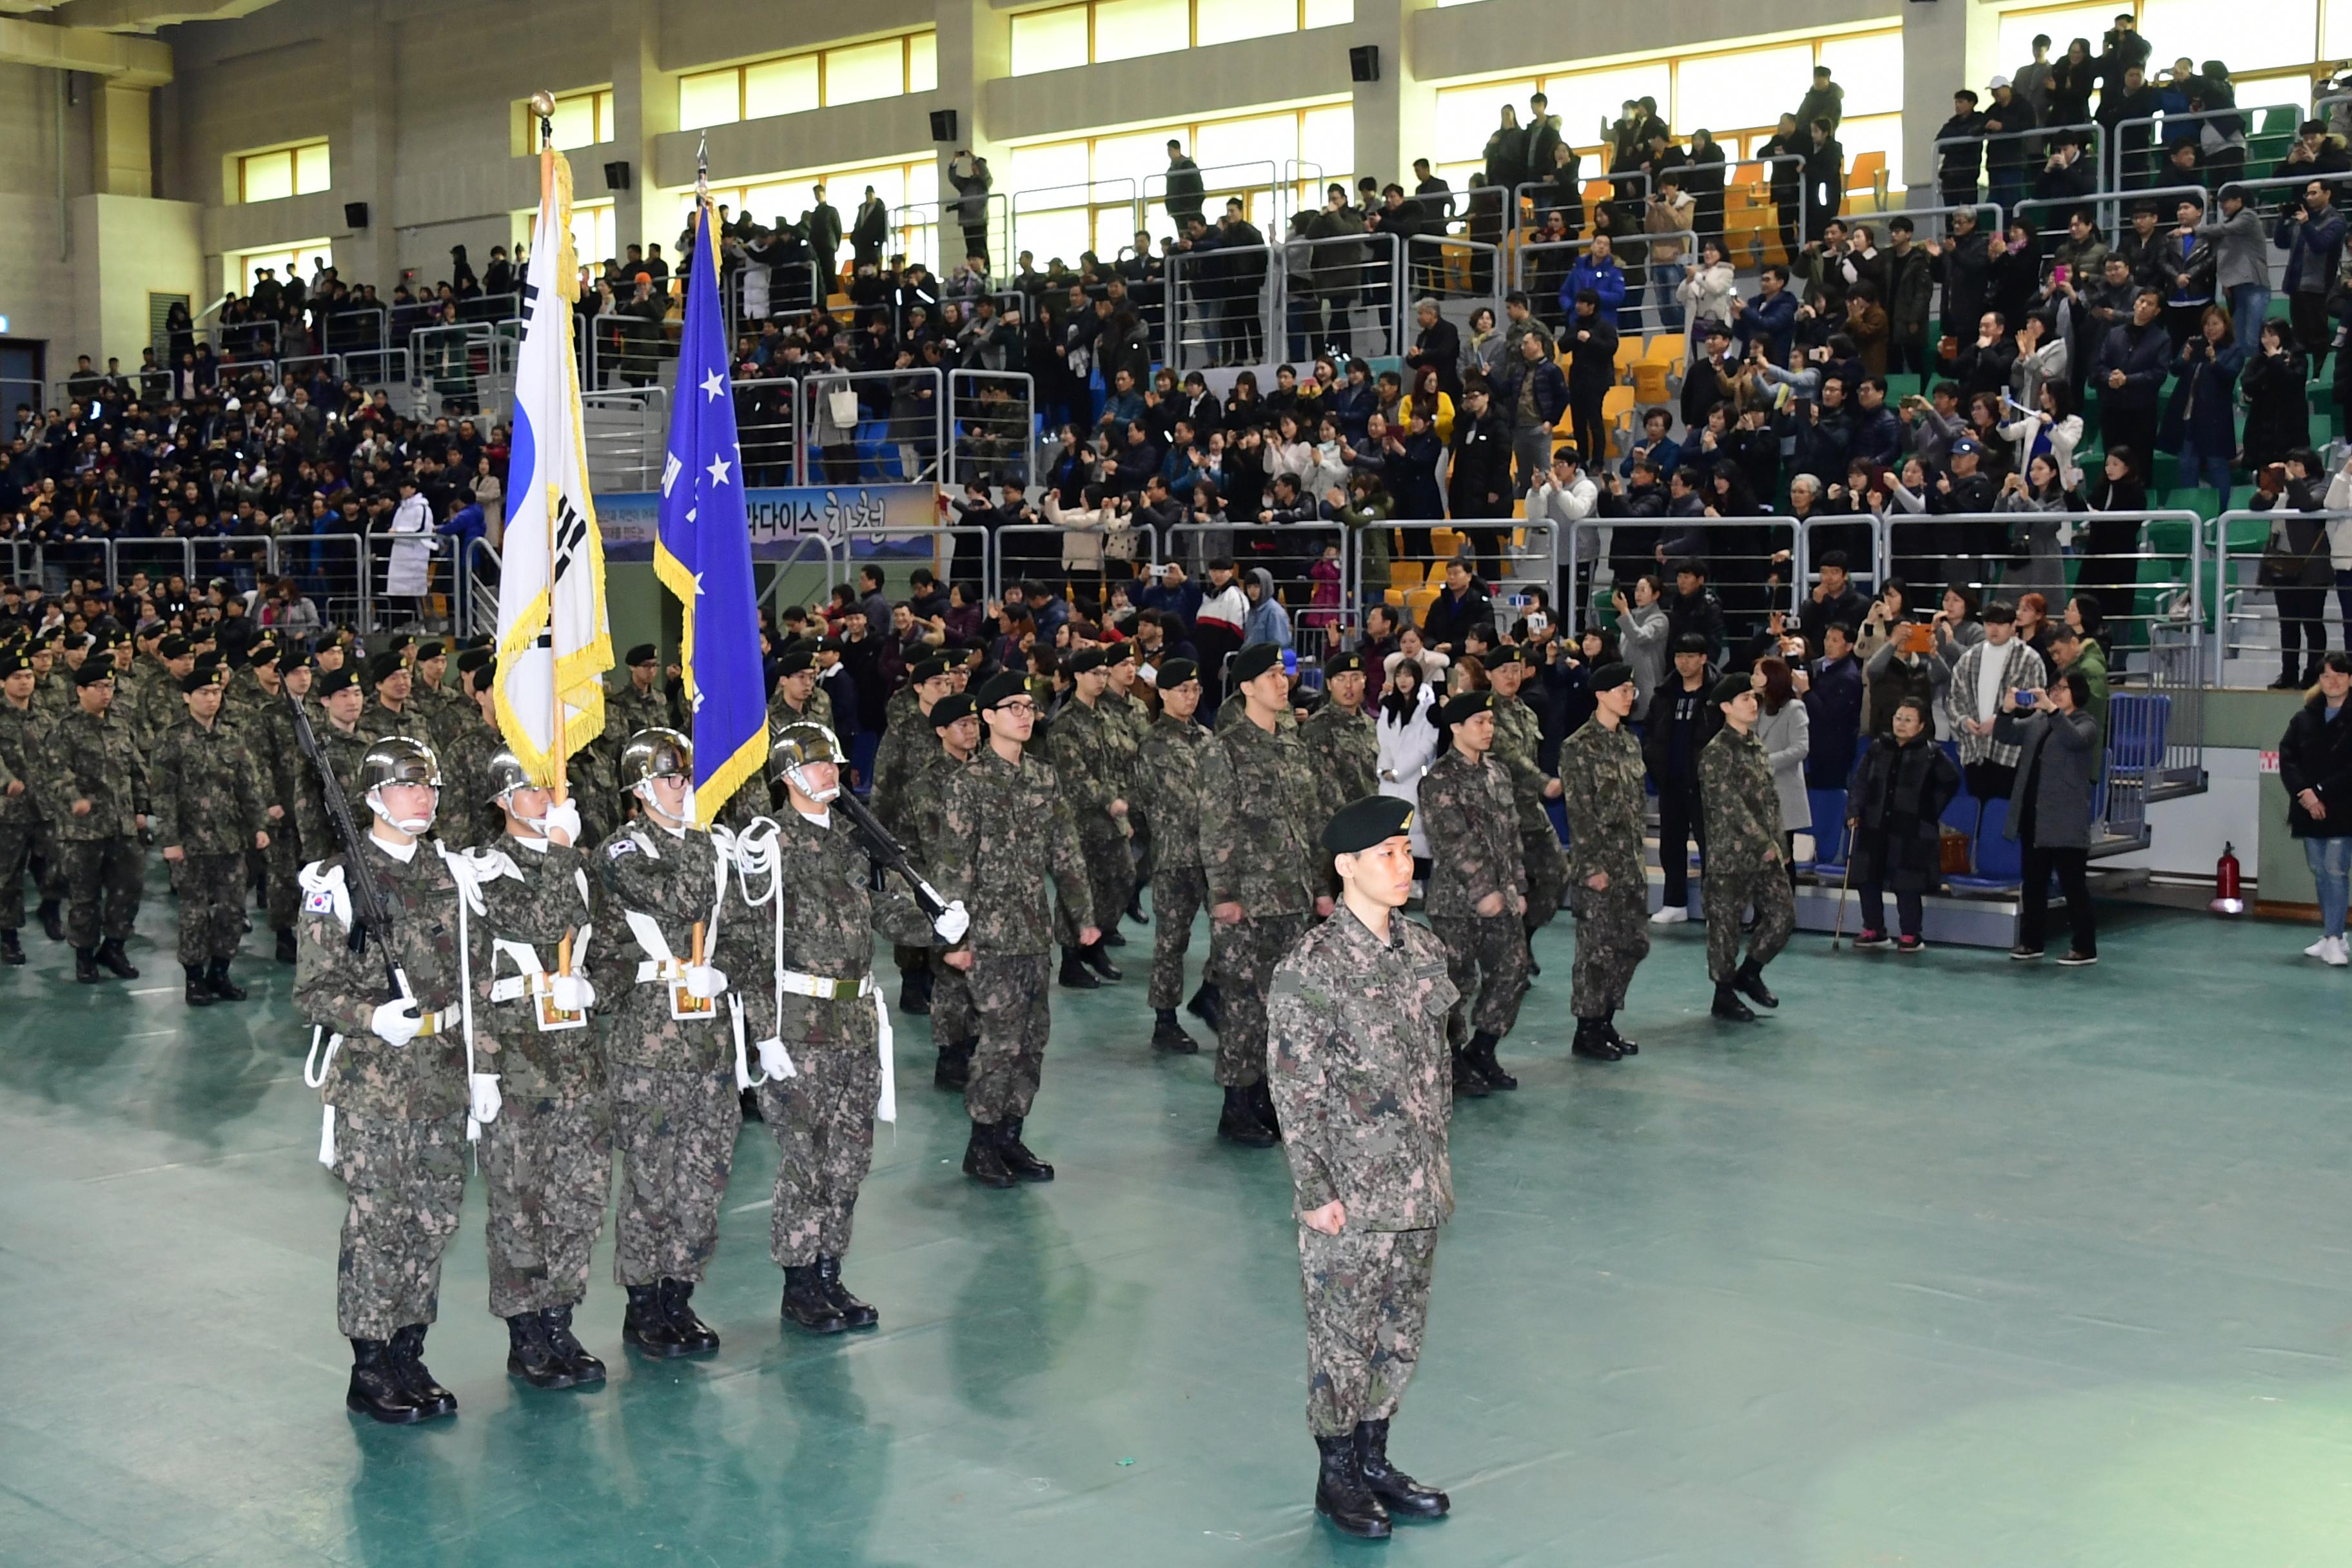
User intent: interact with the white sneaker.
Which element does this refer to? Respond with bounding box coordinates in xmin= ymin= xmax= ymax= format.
xmin=2306 ymin=936 xmax=2333 ymax=959
xmin=2327 ymin=937 xmax=2350 ymax=968
xmin=1650 ymin=906 xmax=1689 ymax=925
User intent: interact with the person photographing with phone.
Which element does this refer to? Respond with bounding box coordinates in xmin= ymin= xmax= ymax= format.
xmin=1997 ymin=671 xmax=2102 ymax=965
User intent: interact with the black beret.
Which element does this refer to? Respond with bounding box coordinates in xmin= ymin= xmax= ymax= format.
xmin=1322 ymin=794 xmax=1415 ymax=854
xmin=385 ymin=633 xmax=414 ymax=654
xmin=1711 ymin=674 xmax=1754 ymax=707
xmin=929 ymin=692 xmax=978 ymax=729
xmin=1104 ymin=641 xmax=1135 ymax=663
xmin=1323 ymin=649 xmax=1366 ymax=676
xmin=1440 ymin=691 xmax=1493 ymax=727
xmin=316 ymin=666 xmax=362 ymax=697
xmin=975 ymin=671 xmax=1032 ymax=711
xmin=248 ymin=642 xmax=281 ymax=669
xmin=774 ymin=649 xmax=814 ymax=678
xmin=368 ymin=650 xmax=408 ymax=683
xmin=467 ymin=657 xmax=498 ymax=687
xmin=625 ymin=643 xmax=658 ymax=667
xmin=0 ymin=651 xmax=29 ymax=677
xmin=1671 ymin=632 xmax=1712 ymax=654
xmin=457 ymin=647 xmax=494 ymax=674
xmin=1231 ymin=642 xmax=1284 ymax=685
xmin=1589 ymin=660 xmax=1634 ymax=692
xmin=416 ymin=640 xmax=447 ymax=660
xmin=1155 ymin=657 xmax=1200 ymax=688
xmin=911 ymin=656 xmax=952 ymax=683
xmin=74 ymin=660 xmax=117 ymax=687
xmin=32 ymin=628 xmax=61 ymax=649
xmin=1066 ymin=647 xmax=1105 ymax=674
xmin=818 ymin=635 xmax=844 ymax=654
xmin=464 ymin=634 xmax=493 ymax=651
xmin=181 ymin=665 xmax=227 ymax=694
xmin=1491 ymin=643 xmax=1534 ymax=667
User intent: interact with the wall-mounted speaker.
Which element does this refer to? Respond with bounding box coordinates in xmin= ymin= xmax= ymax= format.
xmin=603 ymin=161 xmax=631 ymax=191
xmin=1348 ymin=45 xmax=1380 ymax=83
xmin=344 ymin=201 xmax=369 ymax=229
xmin=929 ymin=108 xmax=958 ymax=141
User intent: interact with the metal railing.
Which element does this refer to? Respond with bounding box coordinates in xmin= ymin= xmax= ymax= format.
xmin=2211 ymin=507 xmax=2347 ymax=687
xmin=1513 ymin=235 xmax=1683 ymax=337
xmin=785 ymin=366 xmax=945 ymax=486
xmin=948 ymin=369 xmax=1036 ymax=489
xmin=1932 ymin=122 xmax=2101 ymax=204
xmin=725 ymin=259 xmax=828 ymax=328
xmin=1360 ymin=518 xmax=1558 ymax=644
xmin=890 ymin=193 xmax=1010 ymax=278
xmin=989 ymin=522 xmax=1158 ymax=622
xmin=463 ymin=537 xmax=501 ymax=639
xmin=1164 ymin=240 xmax=1277 ymax=372
xmin=321 ymin=304 xmax=391 ymax=357
xmin=1404 ymin=235 xmax=1503 ymax=328
xmin=1287 ymin=230 xmax=1404 ymax=361
xmin=265 ymin=531 xmax=371 ymax=632
xmin=579 ymin=386 xmax=666 ymax=492
xmin=2107 ymin=102 xmax=2294 ymax=191
xmin=1144 ymin=159 xmax=1279 ymax=239
xmin=1010 ymin=179 xmax=1138 ymax=274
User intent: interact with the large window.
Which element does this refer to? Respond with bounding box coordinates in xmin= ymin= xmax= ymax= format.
xmin=679 ymin=31 xmax=937 ymax=130
xmin=523 ymin=88 xmax=615 ymax=152
xmin=1431 ymin=27 xmax=1903 ymax=196
xmin=235 ymin=141 xmax=331 ymax=204
xmin=1009 ymin=0 xmax=1352 ymax=75
xmin=1005 ymin=103 xmax=1352 ymax=265
xmin=1999 ymin=0 xmax=2337 ymax=123
xmin=700 ymin=155 xmax=941 ymax=273
xmin=232 ymin=240 xmax=333 ymax=297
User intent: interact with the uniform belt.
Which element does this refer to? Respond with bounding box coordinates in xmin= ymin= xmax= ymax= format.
xmin=636 ymin=958 xmax=687 ymax=985
xmin=412 ymin=1008 xmax=451 ymax=1037
xmin=778 ymin=969 xmax=872 ymax=1001
xmin=488 ymin=975 xmax=539 ymax=1004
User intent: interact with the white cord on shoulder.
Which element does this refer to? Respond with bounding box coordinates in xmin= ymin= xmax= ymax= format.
xmin=729 ymin=816 xmax=787 ymax=1051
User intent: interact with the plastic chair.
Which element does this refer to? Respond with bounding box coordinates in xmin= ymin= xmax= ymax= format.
xmin=1387 ymin=560 xmax=1426 ymax=591
xmin=1430 ymin=526 xmax=1461 ymax=559
xmin=1948 ymin=798 xmax=2022 ymax=892
xmin=1631 ymin=361 xmax=1672 ymax=403
xmin=1406 ymin=584 xmax=1440 ymax=621
xmin=1614 ymin=336 xmax=1645 ymax=378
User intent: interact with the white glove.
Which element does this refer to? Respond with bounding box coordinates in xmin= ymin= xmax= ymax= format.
xmin=755 ymin=1037 xmax=796 ymax=1081
xmin=542 ymin=799 xmax=582 ymax=845
xmin=370 ymin=997 xmax=423 ymax=1047
xmin=549 ymin=973 xmax=595 ymax=1012
xmin=933 ymin=899 xmax=971 ymax=944
xmin=683 ymin=963 xmax=727 ymax=1000
xmin=468 ymin=1072 xmax=502 ymax=1124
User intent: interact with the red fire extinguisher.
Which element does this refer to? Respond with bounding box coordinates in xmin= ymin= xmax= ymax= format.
xmin=2211 ymin=842 xmax=2244 ymax=915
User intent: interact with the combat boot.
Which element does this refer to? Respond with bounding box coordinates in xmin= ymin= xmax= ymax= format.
xmin=505 ymin=1313 xmax=579 ymax=1389
xmin=780 ymin=1264 xmax=849 ymax=1333
xmin=1250 ymin=1080 xmax=1282 ymax=1138
xmin=1057 ymin=945 xmax=1099 ymax=989
xmin=1186 ymin=981 xmax=1222 ymax=1031
xmin=964 ymin=1120 xmax=1015 ymax=1188
xmin=658 ymin=1279 xmax=719 ymax=1353
xmin=1525 ymin=932 xmax=1542 ymax=979
xmin=1151 ymin=1008 xmax=1199 ymax=1054
xmin=387 ymin=1324 xmax=456 ymax=1418
xmin=1711 ymin=981 xmax=1756 ymax=1023
xmin=1467 ymin=1030 xmax=1517 ymax=1091
xmin=740 ymin=1086 xmax=765 ymax=1123
xmin=623 ymin=1283 xmax=689 ymax=1357
xmin=897 ymin=965 xmax=932 ymax=1015
xmin=275 ymin=928 xmax=297 ymax=964
xmin=95 ymin=937 xmax=138 ymax=978
xmin=1733 ymin=957 xmax=1778 ymax=1010
xmin=1570 ymin=1019 xmax=1623 ymax=1061
xmin=182 ymin=964 xmax=214 ymax=1007
xmin=1217 ymin=1084 xmax=1277 ymax=1148
xmin=1355 ymin=1419 xmax=1449 ymax=1518
xmin=934 ymin=1037 xmax=973 ymax=1091
xmin=540 ymin=1306 xmax=604 ymax=1384
xmin=997 ymin=1116 xmax=1055 ymax=1181
xmin=37 ymin=899 xmax=61 ymax=943
xmin=0 ymin=930 xmax=23 ymax=966
xmin=1600 ymin=1011 xmax=1639 ymax=1055
xmin=1124 ymin=892 xmax=1147 ymax=925
xmin=207 ymin=959 xmax=248 ymax=1001
xmin=1099 ymin=925 xmax=1126 ymax=948
xmin=1313 ymin=1433 xmax=1392 ymax=1539
xmin=74 ymin=947 xmax=99 ymax=984
xmin=345 ymin=1337 xmax=422 ymax=1424
xmin=815 ymin=1255 xmax=879 ymax=1329
xmin=1080 ymin=940 xmax=1122 ymax=981
xmin=1449 ymin=1043 xmax=1490 ymax=1097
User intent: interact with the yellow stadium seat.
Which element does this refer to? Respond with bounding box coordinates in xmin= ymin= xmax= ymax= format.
xmin=1843 ymin=151 xmax=1888 ymax=214
xmin=1613 ymin=336 xmax=1644 ymax=378
xmin=1385 ymin=587 xmax=1407 ymax=608
xmin=1429 ymin=527 xmax=1461 ymax=559
xmin=1641 ymin=333 xmax=1681 ymax=364
xmin=1511 ymin=498 xmax=1527 ymax=519
xmin=1406 ymin=584 xmax=1441 ymax=620
xmin=1388 ymin=560 xmax=1426 ymax=589
xmin=1631 ymin=362 xmax=1671 ymax=403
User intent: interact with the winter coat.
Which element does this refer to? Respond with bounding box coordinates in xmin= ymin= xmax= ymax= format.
xmin=1375 ymin=684 xmax=1441 ymax=856
xmin=2280 ymin=692 xmax=2352 ymax=838
xmin=2241 ymin=347 xmax=2311 ymax=471
xmin=1998 ymin=707 xmax=2101 ymax=848
xmin=1756 ymin=698 xmax=1812 ymax=830
xmin=2159 ymin=338 xmax=2245 ymax=456
xmin=1619 ymin=600 xmax=1670 ymax=720
xmin=1845 ymin=734 xmax=1961 ymax=892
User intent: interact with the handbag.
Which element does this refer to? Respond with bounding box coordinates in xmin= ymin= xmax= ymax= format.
xmin=1938 ymin=826 xmax=1973 ymax=877
xmin=827 ymin=386 xmax=860 ymax=428
xmin=2259 ymin=518 xmax=2327 ymax=588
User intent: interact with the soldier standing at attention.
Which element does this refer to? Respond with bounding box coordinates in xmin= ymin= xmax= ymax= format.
xmin=606 ymin=644 xmax=670 ymax=745
xmin=1298 ymin=650 xmax=1380 ymax=809
xmin=1698 ymin=677 xmax=1795 ymax=1023
xmin=41 ymin=659 xmax=149 ymax=984
xmin=1267 ymin=794 xmax=1458 ymax=1542
xmin=598 ymin=728 xmax=741 ymax=1357
xmin=870 ymin=656 xmax=955 ymax=1016
xmin=1485 ymin=647 xmax=1568 ymax=969
xmin=366 ymin=651 xmax=435 ymax=748
xmin=1417 ymin=692 xmax=1531 ymax=1095
xmin=1556 ymin=663 xmax=1646 ymax=1061
xmin=295 ymin=736 xmax=485 ymax=1424
xmin=466 ymin=753 xmax=609 ymax=1390
xmin=748 ymin=724 xmax=966 ymax=1333
xmin=932 ymin=672 xmax=1096 ymax=1189
xmin=901 ymin=692 xmax=982 ymax=1089
xmin=1200 ymin=642 xmax=1333 ymax=1150
xmin=149 ymin=661 xmax=270 ymax=1006
xmin=436 ymin=653 xmax=509 ymax=850
xmin=769 ymin=647 xmax=834 ymax=738
xmin=297 ymin=667 xmax=375 ymax=859
xmin=1044 ymin=646 xmax=1132 ymax=989
xmin=0 ymin=649 xmax=46 ymax=965
xmin=407 ymin=641 xmax=460 ymax=749
xmin=253 ymin=650 xmax=313 ymax=963
xmin=1136 ymin=658 xmax=1213 ymax=1054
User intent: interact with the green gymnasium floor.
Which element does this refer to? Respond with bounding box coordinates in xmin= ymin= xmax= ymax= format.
xmin=5 ymin=892 xmax=2351 ymax=1568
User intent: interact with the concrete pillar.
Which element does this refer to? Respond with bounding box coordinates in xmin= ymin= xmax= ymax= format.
xmin=610 ymin=0 xmax=665 ymax=255
xmin=1901 ymin=0 xmax=1997 ymax=195
xmin=90 ymin=83 xmax=150 ymax=199
xmin=934 ymin=0 xmax=1009 ymax=268
xmin=341 ymin=0 xmax=399 ymax=291
xmin=1349 ymin=0 xmax=1436 ymax=192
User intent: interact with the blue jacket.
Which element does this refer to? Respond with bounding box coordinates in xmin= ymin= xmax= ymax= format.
xmin=1734 ymin=288 xmax=1799 ymax=362
xmin=1562 ymin=257 xmax=1627 ymax=325
xmin=2160 ymin=339 xmax=2244 ymax=454
xmin=1848 ymin=405 xmax=1901 ymax=469
xmin=2098 ymin=320 xmax=2171 ymax=412
xmin=1491 ymin=355 xmax=1569 ymax=430
xmin=2275 ymin=206 xmax=2347 ymax=294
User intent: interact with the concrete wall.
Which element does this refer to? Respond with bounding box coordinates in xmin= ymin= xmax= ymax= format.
xmin=0 ymin=62 xmax=93 ymax=360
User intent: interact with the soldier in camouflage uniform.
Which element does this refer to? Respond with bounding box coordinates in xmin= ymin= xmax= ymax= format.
xmin=1200 ymin=642 xmax=1333 ymax=1148
xmin=901 ymin=692 xmax=981 ymax=1089
xmin=149 ymin=662 xmax=270 ymax=1006
xmin=297 ymin=667 xmax=376 ymax=859
xmin=294 ymin=736 xmax=480 ymax=1424
xmin=1298 ymin=650 xmax=1380 ymax=812
xmin=39 ymin=662 xmax=150 ymax=983
xmin=1556 ymin=663 xmax=1646 ymax=1061
xmin=21 ymin=635 xmax=66 ymax=938
xmin=133 ymin=634 xmax=195 ymax=751
xmin=34 ymin=629 xmax=76 ymax=718
xmin=930 ymin=672 xmax=1095 ymax=1189
xmin=768 ymin=648 xmax=836 ymax=740
xmin=464 ymin=752 xmax=611 ymax=1390
xmin=1267 ymin=794 xmax=1458 ymax=1542
xmin=364 ymin=651 xmax=436 ymax=750
xmin=251 ymin=652 xmax=315 ymax=963
xmin=870 ymin=656 xmax=955 ymax=1016
xmin=1484 ymin=648 xmax=1569 ymax=959
xmin=0 ymin=649 xmax=45 ymax=964
xmin=1102 ymin=646 xmax=1153 ymax=924
xmin=747 ymin=723 xmax=963 ymax=1333
xmin=406 ymin=641 xmax=460 ymax=749
xmin=1696 ymin=678 xmax=1794 ymax=1023
xmin=435 ymin=653 xmax=508 ymax=850
xmin=596 ymin=727 xmax=741 ymax=1358
xmin=1418 ymin=692 xmax=1531 ymax=1095
xmin=605 ymin=644 xmax=672 ymax=741
xmin=1136 ymin=658 xmax=1213 ymax=1054
xmin=1044 ymin=646 xmax=1133 ymax=988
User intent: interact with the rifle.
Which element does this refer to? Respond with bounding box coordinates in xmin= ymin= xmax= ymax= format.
xmin=286 ymin=689 xmax=411 ymax=1002
xmin=831 ymin=787 xmax=949 ymax=920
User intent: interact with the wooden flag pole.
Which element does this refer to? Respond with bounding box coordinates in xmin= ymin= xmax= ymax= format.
xmin=531 ymin=89 xmax=578 ymax=985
